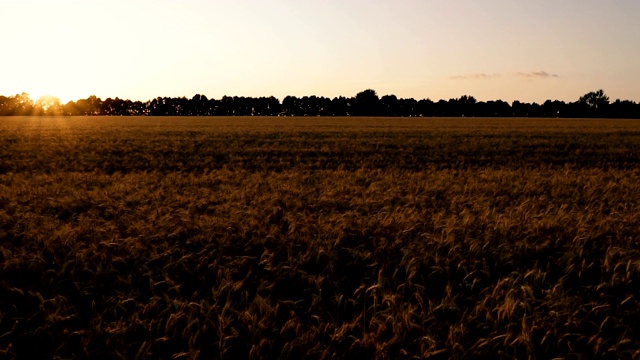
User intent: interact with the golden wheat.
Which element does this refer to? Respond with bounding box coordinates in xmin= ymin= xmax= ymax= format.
xmin=1 ymin=117 xmax=639 ymax=359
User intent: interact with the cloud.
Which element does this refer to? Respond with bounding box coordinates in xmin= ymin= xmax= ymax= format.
xmin=450 ymin=71 xmax=559 ymax=80
xmin=449 ymin=73 xmax=501 ymax=80
xmin=515 ymin=71 xmax=559 ymax=79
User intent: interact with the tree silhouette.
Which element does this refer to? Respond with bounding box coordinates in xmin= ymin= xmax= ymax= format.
xmin=1 ymin=88 xmax=639 ymax=118
xmin=298 ymin=96 xmax=319 ymax=116
xmin=101 ymin=98 xmax=130 ymax=116
xmin=353 ymin=89 xmax=380 ymax=116
xmin=330 ymin=96 xmax=349 ymax=116
xmin=579 ymin=89 xmax=610 ymax=110
xmin=190 ymin=94 xmax=210 ymax=116
xmin=73 ymin=95 xmax=103 ymax=115
xmin=2 ymin=93 xmax=35 ymax=115
xmin=542 ymin=100 xmax=567 ymax=118
xmin=380 ymin=95 xmax=398 ymax=116
xmin=576 ymin=89 xmax=611 ymax=117
xmin=433 ymin=99 xmax=450 ymax=117
xmin=452 ymin=95 xmax=477 ymax=117
xmin=281 ymin=96 xmax=299 ymax=116
xmin=0 ymin=96 xmax=8 ymax=115
xmin=417 ymin=99 xmax=435 ymax=117
xmin=475 ymin=100 xmax=511 ymax=117
xmin=610 ymin=99 xmax=637 ymax=119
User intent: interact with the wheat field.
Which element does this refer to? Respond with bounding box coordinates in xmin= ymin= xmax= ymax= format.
xmin=1 ymin=116 xmax=640 ymax=359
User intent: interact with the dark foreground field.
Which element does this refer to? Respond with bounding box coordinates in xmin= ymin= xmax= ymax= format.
xmin=1 ymin=117 xmax=640 ymax=359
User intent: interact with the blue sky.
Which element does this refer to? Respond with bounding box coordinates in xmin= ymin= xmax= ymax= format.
xmin=2 ymin=0 xmax=639 ymax=103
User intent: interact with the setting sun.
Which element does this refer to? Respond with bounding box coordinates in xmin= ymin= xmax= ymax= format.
xmin=27 ymin=91 xmax=70 ymax=106
xmin=22 ymin=73 xmax=90 ymax=106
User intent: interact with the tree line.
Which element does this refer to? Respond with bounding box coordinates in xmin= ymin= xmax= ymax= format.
xmin=0 ymin=89 xmax=638 ymax=118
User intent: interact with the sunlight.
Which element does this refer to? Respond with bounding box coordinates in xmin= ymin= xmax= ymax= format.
xmin=27 ymin=89 xmax=74 ymax=105
xmin=22 ymin=65 xmax=89 ymax=105
xmin=33 ymin=95 xmax=62 ymax=112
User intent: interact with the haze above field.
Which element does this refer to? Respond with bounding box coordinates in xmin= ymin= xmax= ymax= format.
xmin=3 ymin=0 xmax=639 ymax=104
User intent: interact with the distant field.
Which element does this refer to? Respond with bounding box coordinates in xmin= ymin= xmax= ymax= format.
xmin=1 ymin=117 xmax=640 ymax=359
xmin=2 ymin=117 xmax=640 ymax=173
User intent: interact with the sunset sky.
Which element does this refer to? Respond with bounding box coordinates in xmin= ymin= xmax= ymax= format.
xmin=3 ymin=0 xmax=639 ymax=104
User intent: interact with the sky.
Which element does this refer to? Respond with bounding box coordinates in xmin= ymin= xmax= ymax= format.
xmin=2 ymin=0 xmax=639 ymax=104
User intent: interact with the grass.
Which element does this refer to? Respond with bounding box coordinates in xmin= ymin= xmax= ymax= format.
xmin=1 ymin=116 xmax=640 ymax=359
